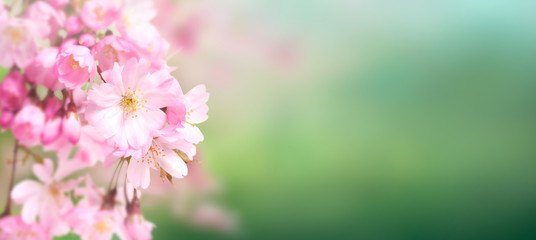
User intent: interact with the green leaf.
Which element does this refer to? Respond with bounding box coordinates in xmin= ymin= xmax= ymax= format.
xmin=53 ymin=232 xmax=81 ymax=240
xmin=0 ymin=67 xmax=8 ymax=82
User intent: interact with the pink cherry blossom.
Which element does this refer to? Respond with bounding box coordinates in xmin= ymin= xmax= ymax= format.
xmin=125 ymin=214 xmax=154 ymax=240
xmin=11 ymin=159 xmax=80 ymax=236
xmin=127 ymin=129 xmax=188 ymax=189
xmin=25 ymin=1 xmax=65 ymax=40
xmin=0 ymin=17 xmax=46 ymax=68
xmin=25 ymin=47 xmax=63 ymax=90
xmin=177 ymin=84 xmax=210 ymax=144
xmin=66 ymin=176 xmax=128 ymax=240
xmin=0 ymin=1 xmax=215 ymax=238
xmin=12 ymin=104 xmax=45 ymax=147
xmin=81 ymin=0 xmax=119 ymax=31
xmin=0 ymin=216 xmax=49 ymax=240
xmin=0 ymin=71 xmax=27 ymax=111
xmin=136 ymin=36 xmax=170 ymax=72
xmin=116 ymin=0 xmax=159 ymax=48
xmin=65 ymin=207 xmax=127 ymax=240
xmin=56 ymin=45 xmax=96 ymax=90
xmin=91 ymin=35 xmax=140 ymax=71
xmin=85 ymin=58 xmax=176 ymax=158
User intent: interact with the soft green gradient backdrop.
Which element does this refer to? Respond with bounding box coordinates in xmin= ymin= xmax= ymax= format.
xmin=3 ymin=0 xmax=536 ymax=239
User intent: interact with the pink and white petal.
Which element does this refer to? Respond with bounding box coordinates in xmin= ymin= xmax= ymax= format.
xmin=124 ymin=116 xmax=150 ymax=150
xmin=176 ymin=139 xmax=197 ymax=161
xmin=189 ymin=104 xmax=209 ymax=124
xmin=143 ymin=90 xmax=175 ymax=109
xmin=11 ymin=180 xmax=42 ymax=203
xmin=88 ymin=83 xmax=121 ymax=107
xmin=21 ymin=196 xmax=41 ymax=223
xmin=86 ymin=105 xmax=123 ymax=138
xmin=182 ymin=124 xmax=204 ymax=144
xmin=140 ymin=108 xmax=166 ymax=131
xmin=158 ymin=148 xmax=188 ymax=178
xmin=185 ymin=84 xmax=209 ymax=103
xmin=33 ymin=158 xmax=54 ymax=183
xmin=166 ymin=101 xmax=186 ymax=126
xmin=110 ymin=126 xmax=129 ymax=151
xmin=127 ymin=161 xmax=151 ymax=189
xmin=57 ymin=57 xmax=73 ymax=76
xmin=101 ymin=63 xmax=124 ymax=92
xmin=122 ymin=58 xmax=149 ymax=89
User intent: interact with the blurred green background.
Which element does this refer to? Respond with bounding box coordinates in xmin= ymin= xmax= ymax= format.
xmin=3 ymin=0 xmax=536 ymax=239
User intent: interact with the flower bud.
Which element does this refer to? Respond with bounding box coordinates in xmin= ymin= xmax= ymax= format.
xmin=65 ymin=16 xmax=82 ymax=35
xmin=0 ymin=110 xmax=14 ymax=130
xmin=63 ymin=111 xmax=81 ymax=144
xmin=0 ymin=71 xmax=27 ymax=111
xmin=12 ymin=104 xmax=45 ymax=147
xmin=41 ymin=117 xmax=62 ymax=145
xmin=79 ymin=33 xmax=96 ymax=48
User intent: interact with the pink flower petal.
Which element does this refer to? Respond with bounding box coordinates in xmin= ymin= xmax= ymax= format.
xmin=11 ymin=180 xmax=42 ymax=203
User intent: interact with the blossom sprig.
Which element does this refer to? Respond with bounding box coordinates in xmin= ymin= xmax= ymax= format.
xmin=0 ymin=0 xmax=210 ymax=239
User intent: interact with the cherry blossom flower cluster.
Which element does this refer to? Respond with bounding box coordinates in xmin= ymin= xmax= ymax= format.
xmin=0 ymin=0 xmax=209 ymax=239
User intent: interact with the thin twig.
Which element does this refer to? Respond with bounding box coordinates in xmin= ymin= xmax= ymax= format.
xmin=97 ymin=66 xmax=106 ymax=83
xmin=1 ymin=141 xmax=18 ymax=217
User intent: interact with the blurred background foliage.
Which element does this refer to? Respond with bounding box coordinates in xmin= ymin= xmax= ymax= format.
xmin=2 ymin=0 xmax=536 ymax=239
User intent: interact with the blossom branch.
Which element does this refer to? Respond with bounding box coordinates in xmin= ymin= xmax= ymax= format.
xmin=1 ymin=140 xmax=18 ymax=217
xmin=97 ymin=66 xmax=106 ymax=83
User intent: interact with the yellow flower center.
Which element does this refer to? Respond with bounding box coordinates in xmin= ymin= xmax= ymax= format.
xmin=5 ymin=26 xmax=24 ymax=47
xmin=103 ymin=45 xmax=119 ymax=62
xmin=16 ymin=230 xmax=36 ymax=239
xmin=49 ymin=182 xmax=61 ymax=198
xmin=68 ymin=56 xmax=80 ymax=69
xmin=120 ymin=88 xmax=147 ymax=120
xmin=92 ymin=219 xmax=112 ymax=234
xmin=93 ymin=7 xmax=105 ymax=21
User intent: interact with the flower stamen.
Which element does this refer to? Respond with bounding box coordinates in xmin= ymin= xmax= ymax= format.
xmin=120 ymin=89 xmax=144 ymax=120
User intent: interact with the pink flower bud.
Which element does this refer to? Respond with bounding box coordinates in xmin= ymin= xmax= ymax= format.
xmin=41 ymin=117 xmax=62 ymax=145
xmin=44 ymin=97 xmax=62 ymax=119
xmin=65 ymin=16 xmax=82 ymax=35
xmin=63 ymin=111 xmax=81 ymax=144
xmin=0 ymin=71 xmax=28 ymax=111
xmin=0 ymin=110 xmax=14 ymax=130
xmin=56 ymin=45 xmax=96 ymax=90
xmin=78 ymin=33 xmax=96 ymax=48
xmin=12 ymin=104 xmax=45 ymax=147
